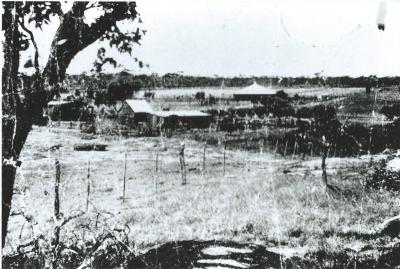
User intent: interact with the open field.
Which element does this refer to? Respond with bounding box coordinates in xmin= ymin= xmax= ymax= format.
xmin=5 ymin=124 xmax=400 ymax=263
xmin=136 ymin=87 xmax=366 ymax=99
xmin=4 ymin=85 xmax=400 ymax=268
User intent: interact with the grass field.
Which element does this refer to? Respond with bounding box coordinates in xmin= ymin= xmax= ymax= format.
xmin=136 ymin=87 xmax=366 ymax=99
xmin=5 ymin=124 xmax=399 ymax=261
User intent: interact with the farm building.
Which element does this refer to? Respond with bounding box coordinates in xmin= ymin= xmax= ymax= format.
xmin=119 ymin=99 xmax=211 ymax=131
xmin=119 ymin=99 xmax=155 ymax=127
xmin=47 ymin=100 xmax=85 ymax=121
xmin=233 ymin=81 xmax=276 ymax=102
xmin=153 ymin=110 xmax=211 ymax=129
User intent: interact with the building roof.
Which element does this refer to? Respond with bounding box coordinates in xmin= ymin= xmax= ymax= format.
xmin=155 ymin=110 xmax=209 ymax=118
xmin=125 ymin=99 xmax=154 ymax=114
xmin=48 ymin=100 xmax=73 ymax=106
xmin=234 ymin=81 xmax=276 ymax=95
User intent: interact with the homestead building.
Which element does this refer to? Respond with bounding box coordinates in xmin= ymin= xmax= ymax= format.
xmin=119 ymin=99 xmax=210 ymax=133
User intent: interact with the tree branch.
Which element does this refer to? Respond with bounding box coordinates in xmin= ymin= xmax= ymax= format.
xmin=43 ymin=2 xmax=139 ymax=87
xmin=19 ymin=20 xmax=40 ymax=76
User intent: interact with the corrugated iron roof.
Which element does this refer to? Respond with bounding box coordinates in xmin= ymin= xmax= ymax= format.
xmin=48 ymin=100 xmax=73 ymax=106
xmin=155 ymin=110 xmax=209 ymax=117
xmin=125 ymin=99 xmax=154 ymax=114
xmin=234 ymin=82 xmax=276 ymax=95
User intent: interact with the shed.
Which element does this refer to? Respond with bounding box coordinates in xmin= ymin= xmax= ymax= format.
xmin=119 ymin=99 xmax=155 ymax=127
xmin=152 ymin=110 xmax=210 ymax=129
xmin=233 ymin=82 xmax=276 ymax=102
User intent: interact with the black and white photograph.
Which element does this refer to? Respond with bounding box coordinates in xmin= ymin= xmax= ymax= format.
xmin=2 ymin=0 xmax=400 ymax=268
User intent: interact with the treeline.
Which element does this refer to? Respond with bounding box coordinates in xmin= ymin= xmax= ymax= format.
xmin=62 ymin=72 xmax=400 ymax=90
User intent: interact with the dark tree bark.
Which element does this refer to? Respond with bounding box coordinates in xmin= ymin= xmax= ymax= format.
xmin=2 ymin=2 xmax=23 ymax=248
xmin=2 ymin=2 xmax=139 ymax=247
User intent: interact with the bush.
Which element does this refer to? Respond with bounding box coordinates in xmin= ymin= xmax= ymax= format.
xmin=380 ymin=104 xmax=400 ymax=120
xmin=295 ymin=107 xmax=314 ymax=118
xmin=366 ymin=159 xmax=400 ymax=191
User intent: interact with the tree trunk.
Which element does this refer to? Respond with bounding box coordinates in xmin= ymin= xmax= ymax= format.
xmin=2 ymin=2 xmax=22 ymax=248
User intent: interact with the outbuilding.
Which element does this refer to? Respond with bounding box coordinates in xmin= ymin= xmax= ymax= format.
xmin=153 ymin=110 xmax=211 ymax=129
xmin=119 ymin=99 xmax=155 ymax=127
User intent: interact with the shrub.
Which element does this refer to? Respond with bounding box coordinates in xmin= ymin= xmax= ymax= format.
xmin=366 ymin=159 xmax=400 ymax=191
xmin=380 ymin=104 xmax=400 ymax=120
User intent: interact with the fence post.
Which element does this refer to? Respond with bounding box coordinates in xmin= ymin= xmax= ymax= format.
xmin=284 ymin=140 xmax=288 ymax=158
xmin=203 ymin=142 xmax=206 ymax=173
xmin=52 ymin=159 xmax=61 ymax=269
xmin=310 ymin=142 xmax=313 ymax=158
xmin=321 ymin=136 xmax=328 ymax=190
xmin=179 ymin=143 xmax=186 ymax=185
xmin=274 ymin=139 xmax=279 ymax=157
xmin=123 ymin=153 xmax=127 ymax=202
xmin=155 ymin=152 xmax=159 ymax=193
xmin=259 ymin=138 xmax=264 ymax=156
xmin=54 ymin=160 xmax=61 ymax=221
xmin=223 ymin=142 xmax=226 ymax=176
xmin=155 ymin=152 xmax=159 ymax=173
xmin=292 ymin=139 xmax=298 ymax=159
xmin=86 ymin=159 xmax=91 ymax=211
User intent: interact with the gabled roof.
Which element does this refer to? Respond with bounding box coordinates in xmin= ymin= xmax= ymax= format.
xmin=125 ymin=99 xmax=154 ymax=114
xmin=155 ymin=110 xmax=209 ymax=118
xmin=235 ymin=81 xmax=276 ymax=95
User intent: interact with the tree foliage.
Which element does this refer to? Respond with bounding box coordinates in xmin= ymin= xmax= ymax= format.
xmin=106 ymin=72 xmax=143 ymax=102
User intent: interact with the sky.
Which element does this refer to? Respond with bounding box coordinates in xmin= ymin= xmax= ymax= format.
xmin=21 ymin=0 xmax=400 ymax=77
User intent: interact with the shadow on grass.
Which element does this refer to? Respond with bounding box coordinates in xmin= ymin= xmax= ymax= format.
xmin=3 ymin=239 xmax=400 ymax=269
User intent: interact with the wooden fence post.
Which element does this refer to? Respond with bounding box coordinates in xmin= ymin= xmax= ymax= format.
xmin=53 ymin=159 xmax=61 ymax=269
xmin=223 ymin=142 xmax=226 ymax=176
xmin=259 ymin=138 xmax=264 ymax=155
xmin=284 ymin=140 xmax=288 ymax=158
xmin=123 ymin=153 xmax=127 ymax=202
xmin=54 ymin=160 xmax=61 ymax=222
xmin=179 ymin=143 xmax=186 ymax=185
xmin=155 ymin=153 xmax=159 ymax=193
xmin=274 ymin=139 xmax=279 ymax=157
xmin=155 ymin=152 xmax=159 ymax=173
xmin=292 ymin=139 xmax=298 ymax=159
xmin=86 ymin=160 xmax=90 ymax=211
xmin=321 ymin=137 xmax=328 ymax=190
xmin=310 ymin=142 xmax=313 ymax=158
xmin=203 ymin=142 xmax=206 ymax=173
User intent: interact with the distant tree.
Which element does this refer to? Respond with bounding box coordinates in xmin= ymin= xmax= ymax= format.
xmin=86 ymin=87 xmax=94 ymax=99
xmin=94 ymin=91 xmax=107 ymax=106
xmin=296 ymin=107 xmax=314 ymax=118
xmin=107 ymin=76 xmax=143 ymax=103
xmin=275 ymin=90 xmax=288 ymax=99
xmin=261 ymin=90 xmax=293 ymax=117
xmin=208 ymin=95 xmax=217 ymax=105
xmin=195 ymin=91 xmax=206 ymax=105
xmin=74 ymin=89 xmax=81 ymax=98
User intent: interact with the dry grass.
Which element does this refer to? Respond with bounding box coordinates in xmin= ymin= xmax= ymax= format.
xmin=4 ymin=124 xmax=400 ymax=258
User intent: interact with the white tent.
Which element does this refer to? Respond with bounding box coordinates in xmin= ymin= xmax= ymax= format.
xmin=234 ymin=81 xmax=276 ymax=96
